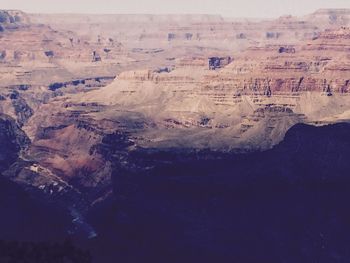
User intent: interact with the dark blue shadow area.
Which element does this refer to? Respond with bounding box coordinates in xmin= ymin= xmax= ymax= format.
xmin=2 ymin=123 xmax=350 ymax=262
xmin=87 ymin=123 xmax=350 ymax=263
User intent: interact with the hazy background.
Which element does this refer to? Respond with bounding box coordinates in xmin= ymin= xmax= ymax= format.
xmin=1 ymin=0 xmax=350 ymax=18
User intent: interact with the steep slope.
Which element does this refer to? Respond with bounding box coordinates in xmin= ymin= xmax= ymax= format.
xmin=1 ymin=10 xmax=350 ymax=250
xmin=0 ymin=114 xmax=29 ymax=172
xmin=85 ymin=122 xmax=350 ymax=263
xmin=0 ymin=11 xmax=124 ymax=87
xmin=14 ymin=26 xmax=349 ymax=211
xmin=59 ymin=27 xmax=350 ymax=151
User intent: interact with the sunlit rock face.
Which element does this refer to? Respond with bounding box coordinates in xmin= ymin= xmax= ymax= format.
xmin=0 ymin=9 xmax=350 ymax=254
xmin=1 ymin=10 xmax=349 ymax=173
xmin=15 ymin=23 xmax=349 ymax=206
xmin=60 ymin=26 xmax=349 ymax=152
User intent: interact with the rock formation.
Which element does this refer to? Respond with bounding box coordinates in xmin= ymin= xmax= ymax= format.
xmin=0 ymin=9 xmax=350 ymax=255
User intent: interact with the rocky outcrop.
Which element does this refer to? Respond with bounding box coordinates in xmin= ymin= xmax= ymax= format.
xmin=1 ymin=10 xmax=350 ymax=252
xmin=278 ymin=46 xmax=296 ymax=53
xmin=9 ymin=24 xmax=347 ymax=207
xmin=46 ymin=26 xmax=344 ymax=155
xmin=10 ymin=93 xmax=34 ymax=126
xmin=0 ymin=114 xmax=29 ymax=172
xmin=48 ymin=76 xmax=115 ymax=91
xmin=306 ymin=9 xmax=350 ymax=29
xmin=0 ymin=10 xmax=29 ymax=31
xmin=208 ymin=57 xmax=232 ymax=70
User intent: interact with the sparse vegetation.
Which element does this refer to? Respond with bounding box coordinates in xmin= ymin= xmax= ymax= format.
xmin=0 ymin=12 xmax=8 ymax=23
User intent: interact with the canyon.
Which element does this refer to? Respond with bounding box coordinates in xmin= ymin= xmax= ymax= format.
xmin=0 ymin=8 xmax=350 ymax=262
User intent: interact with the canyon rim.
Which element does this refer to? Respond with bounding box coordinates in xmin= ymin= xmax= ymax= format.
xmin=0 ymin=3 xmax=350 ymax=262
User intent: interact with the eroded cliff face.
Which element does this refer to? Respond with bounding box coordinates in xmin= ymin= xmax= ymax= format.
xmin=0 ymin=20 xmax=124 ymax=87
xmin=29 ymin=10 xmax=350 ymax=49
xmin=0 ymin=114 xmax=29 ymax=172
xmin=1 ymin=9 xmax=350 ymax=242
xmin=0 ymin=10 xmax=30 ymax=30
xmin=12 ymin=25 xmax=348 ymax=214
xmin=53 ymin=27 xmax=349 ymax=152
